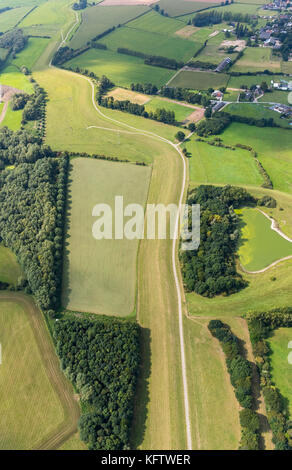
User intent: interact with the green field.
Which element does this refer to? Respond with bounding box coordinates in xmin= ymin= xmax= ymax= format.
xmin=158 ymin=0 xmax=218 ymax=17
xmin=220 ymin=123 xmax=292 ymax=194
xmin=0 ymin=245 xmax=23 ymax=286
xmin=64 ymin=47 xmax=175 ymax=89
xmin=231 ymin=47 xmax=281 ymax=73
xmin=224 ymin=89 xmax=239 ymax=102
xmin=127 ymin=9 xmax=184 ymax=35
xmin=62 ymin=157 xmax=151 ymax=317
xmin=196 ymin=42 xmax=235 ymax=65
xmin=145 ymin=97 xmax=193 ymax=123
xmin=0 ymin=5 xmax=32 ymax=32
xmin=100 ymin=26 xmax=201 ymax=62
xmin=0 ymin=104 xmax=22 ymax=130
xmin=228 ymin=74 xmax=286 ymax=89
xmin=168 ymin=69 xmax=229 ymax=90
xmin=225 ymin=102 xmax=292 ymax=129
xmin=269 ymin=328 xmax=292 ymax=416
xmin=0 ymin=296 xmax=65 ymax=449
xmin=259 ymin=90 xmax=290 ymax=105
xmin=18 ymin=0 xmax=70 ymax=28
xmin=0 ymin=65 xmax=34 ymax=92
xmin=237 ymin=207 xmax=292 ymax=272
xmin=9 ymin=37 xmax=50 ymax=71
xmin=186 ymin=138 xmax=263 ymax=187
xmin=69 ymin=4 xmax=150 ymax=49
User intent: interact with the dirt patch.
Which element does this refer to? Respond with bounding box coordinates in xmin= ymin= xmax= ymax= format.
xmin=209 ymin=30 xmax=219 ymax=38
xmin=100 ymin=0 xmax=157 ymax=5
xmin=0 ymin=84 xmax=23 ymax=103
xmin=175 ymin=25 xmax=198 ymax=38
xmin=183 ymin=107 xmax=205 ymax=124
xmin=220 ymin=39 xmax=246 ymax=52
xmin=107 ymin=87 xmax=150 ymax=105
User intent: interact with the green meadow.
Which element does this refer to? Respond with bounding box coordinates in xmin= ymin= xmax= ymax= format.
xmin=0 ymin=5 xmax=32 ymax=32
xmin=186 ymin=138 xmax=263 ymax=187
xmin=0 ymin=246 xmax=23 ymax=286
xmin=145 ymin=97 xmax=193 ymax=123
xmin=64 ymin=48 xmax=175 ymax=88
xmin=231 ymin=47 xmax=281 ymax=73
xmin=220 ymin=123 xmax=292 ymax=194
xmin=62 ymin=157 xmax=151 ymax=317
xmin=237 ymin=207 xmax=292 ymax=272
xmin=225 ymin=102 xmax=291 ymax=129
xmin=259 ymin=90 xmax=290 ymax=105
xmin=228 ymin=74 xmax=285 ymax=89
xmin=69 ymin=4 xmax=150 ymax=49
xmin=0 ymin=105 xmax=22 ymax=131
xmin=0 ymin=66 xmax=34 ymax=93
xmin=127 ymin=9 xmax=184 ymax=35
xmin=100 ymin=26 xmax=201 ymax=62
xmin=8 ymin=37 xmax=50 ymax=71
xmin=168 ymin=70 xmax=229 ymax=90
xmin=158 ymin=0 xmax=218 ymax=17
xmin=269 ymin=328 xmax=292 ymax=416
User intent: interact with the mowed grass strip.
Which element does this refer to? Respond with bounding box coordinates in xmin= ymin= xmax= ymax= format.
xmin=0 ymin=246 xmax=23 ymax=286
xmin=268 ymin=327 xmax=292 ymax=416
xmin=237 ymin=207 xmax=292 ymax=272
xmin=62 ymin=157 xmax=151 ymax=317
xmin=0 ymin=105 xmax=23 ymax=131
xmin=100 ymin=26 xmax=202 ymax=62
xmin=69 ymin=4 xmax=150 ymax=49
xmin=0 ymin=298 xmax=65 ymax=449
xmin=64 ymin=47 xmax=175 ymax=89
xmin=168 ymin=69 xmax=229 ymax=90
xmin=186 ymin=138 xmax=263 ymax=187
xmin=184 ymin=317 xmax=241 ymax=449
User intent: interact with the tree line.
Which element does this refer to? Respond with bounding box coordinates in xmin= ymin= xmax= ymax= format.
xmin=208 ymin=320 xmax=261 ymax=450
xmin=180 ymin=185 xmax=255 ymax=297
xmin=160 ymin=86 xmax=211 ymax=107
xmin=246 ymin=308 xmax=292 ymax=449
xmin=53 ymin=316 xmax=140 ymax=450
xmin=192 ymin=10 xmax=253 ymax=27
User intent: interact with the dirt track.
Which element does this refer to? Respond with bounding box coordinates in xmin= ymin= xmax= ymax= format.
xmin=0 ymin=292 xmax=80 ymax=450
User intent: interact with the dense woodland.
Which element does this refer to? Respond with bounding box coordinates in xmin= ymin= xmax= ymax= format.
xmin=180 ymin=185 xmax=255 ymax=297
xmin=246 ymin=308 xmax=292 ymax=449
xmin=208 ymin=320 xmax=260 ymax=450
xmin=54 ymin=317 xmax=140 ymax=450
xmin=0 ymin=28 xmax=27 ymax=55
xmin=0 ymin=128 xmax=68 ymax=310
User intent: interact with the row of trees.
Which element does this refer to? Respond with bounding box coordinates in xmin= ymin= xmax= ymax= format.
xmin=160 ymin=86 xmax=211 ymax=107
xmin=192 ymin=10 xmax=252 ymax=27
xmin=130 ymin=83 xmax=158 ymax=95
xmin=116 ymin=47 xmax=184 ymax=70
xmin=98 ymin=96 xmax=176 ymax=124
xmin=246 ymin=308 xmax=292 ymax=449
xmin=196 ymin=112 xmax=231 ymax=137
xmin=53 ymin=317 xmax=140 ymax=450
xmin=208 ymin=320 xmax=260 ymax=449
xmin=180 ymin=185 xmax=255 ymax=297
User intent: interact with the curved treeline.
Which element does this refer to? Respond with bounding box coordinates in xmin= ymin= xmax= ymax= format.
xmin=180 ymin=185 xmax=255 ymax=297
xmin=246 ymin=308 xmax=292 ymax=450
xmin=208 ymin=320 xmax=261 ymax=450
xmin=53 ymin=316 xmax=140 ymax=450
xmin=116 ymin=47 xmax=184 ymax=70
xmin=0 ymin=128 xmax=68 ymax=310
